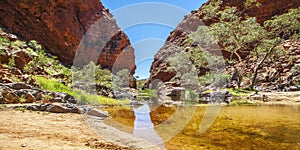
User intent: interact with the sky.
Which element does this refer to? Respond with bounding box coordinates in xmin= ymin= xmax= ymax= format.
xmin=101 ymin=0 xmax=206 ymax=79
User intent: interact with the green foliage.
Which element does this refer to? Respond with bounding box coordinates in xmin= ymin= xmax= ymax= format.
xmin=34 ymin=76 xmax=74 ymax=96
xmin=11 ymin=40 xmax=25 ymax=50
xmin=198 ymin=73 xmax=230 ymax=87
xmin=136 ymin=79 xmax=147 ymax=89
xmin=27 ymin=40 xmax=43 ymax=51
xmin=168 ymin=52 xmax=199 ymax=89
xmin=292 ymin=64 xmax=300 ymax=73
xmin=72 ymin=61 xmax=113 ymax=89
xmin=74 ymin=89 xmax=130 ymax=106
xmin=244 ymin=0 xmax=261 ymax=9
xmin=264 ymin=8 xmax=300 ymax=39
xmin=19 ymin=95 xmax=27 ymax=103
xmin=292 ymin=64 xmax=300 ymax=85
xmin=19 ymin=107 xmax=26 ymax=112
xmin=138 ymin=89 xmax=156 ymax=98
xmin=95 ymin=67 xmax=112 ymax=88
xmin=34 ymin=76 xmax=127 ymax=106
xmin=228 ymin=88 xmax=252 ymax=97
xmin=230 ymin=100 xmax=254 ymax=106
xmin=210 ymin=7 xmax=269 ymax=62
xmin=44 ymin=94 xmax=53 ymax=100
xmin=201 ymin=0 xmax=222 ymax=21
xmin=8 ymin=57 xmax=16 ymax=68
xmin=0 ymin=49 xmax=4 ymax=55
xmin=113 ymin=69 xmax=130 ymax=89
xmin=0 ymin=36 xmax=10 ymax=47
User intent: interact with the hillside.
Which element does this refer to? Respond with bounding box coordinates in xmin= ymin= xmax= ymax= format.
xmin=0 ymin=0 xmax=136 ymax=74
xmin=146 ymin=0 xmax=300 ymax=91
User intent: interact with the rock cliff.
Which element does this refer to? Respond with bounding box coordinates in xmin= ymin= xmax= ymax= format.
xmin=0 ymin=0 xmax=135 ymax=74
xmin=146 ymin=0 xmax=300 ymax=87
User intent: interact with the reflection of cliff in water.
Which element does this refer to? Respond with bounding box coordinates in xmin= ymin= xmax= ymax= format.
xmin=133 ymin=103 xmax=166 ymax=149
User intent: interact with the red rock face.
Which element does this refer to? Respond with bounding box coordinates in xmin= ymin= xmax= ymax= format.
xmin=146 ymin=0 xmax=300 ymax=87
xmin=0 ymin=0 xmax=135 ymax=74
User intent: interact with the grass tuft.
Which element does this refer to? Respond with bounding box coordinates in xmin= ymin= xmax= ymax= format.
xmin=34 ymin=76 xmax=74 ymax=96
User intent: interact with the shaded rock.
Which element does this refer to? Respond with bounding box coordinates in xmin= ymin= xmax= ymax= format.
xmin=6 ymin=82 xmax=32 ymax=90
xmin=0 ymin=94 xmax=4 ymax=104
xmin=3 ymin=90 xmax=19 ymax=104
xmin=287 ymin=86 xmax=300 ymax=91
xmin=50 ymin=97 xmax=63 ymax=103
xmin=0 ymin=49 xmax=9 ymax=64
xmin=11 ymin=68 xmax=23 ymax=75
xmin=26 ymin=92 xmax=35 ymax=103
xmin=66 ymin=96 xmax=77 ymax=104
xmin=158 ymin=85 xmax=185 ymax=101
xmin=12 ymin=50 xmax=32 ymax=70
xmin=113 ymin=89 xmax=136 ymax=100
xmin=87 ymin=109 xmax=109 ymax=117
xmin=46 ymin=104 xmax=81 ymax=114
xmin=210 ymin=90 xmax=231 ymax=104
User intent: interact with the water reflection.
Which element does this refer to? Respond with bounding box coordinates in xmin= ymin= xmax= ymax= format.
xmin=133 ymin=103 xmax=166 ymax=149
xmin=103 ymin=105 xmax=300 ymax=149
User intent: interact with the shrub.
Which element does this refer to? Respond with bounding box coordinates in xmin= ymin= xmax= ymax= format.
xmin=74 ymin=89 xmax=130 ymax=106
xmin=19 ymin=95 xmax=27 ymax=103
xmin=264 ymin=8 xmax=300 ymax=39
xmin=34 ymin=76 xmax=74 ymax=96
xmin=7 ymin=57 xmax=16 ymax=68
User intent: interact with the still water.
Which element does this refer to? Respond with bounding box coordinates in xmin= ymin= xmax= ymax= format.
xmin=103 ymin=104 xmax=300 ymax=149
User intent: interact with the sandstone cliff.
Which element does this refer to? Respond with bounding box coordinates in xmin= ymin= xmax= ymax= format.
xmin=146 ymin=0 xmax=300 ymax=87
xmin=0 ymin=0 xmax=135 ymax=74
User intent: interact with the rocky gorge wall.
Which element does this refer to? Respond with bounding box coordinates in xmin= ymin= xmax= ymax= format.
xmin=0 ymin=0 xmax=135 ymax=74
xmin=146 ymin=0 xmax=300 ymax=87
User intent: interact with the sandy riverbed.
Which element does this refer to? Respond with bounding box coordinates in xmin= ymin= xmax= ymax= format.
xmin=0 ymin=109 xmax=128 ymax=150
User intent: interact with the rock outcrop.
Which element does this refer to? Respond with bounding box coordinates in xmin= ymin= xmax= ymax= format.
xmin=146 ymin=0 xmax=300 ymax=87
xmin=0 ymin=0 xmax=135 ymax=74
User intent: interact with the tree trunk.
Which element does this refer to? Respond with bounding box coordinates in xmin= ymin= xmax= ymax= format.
xmin=250 ymin=45 xmax=276 ymax=89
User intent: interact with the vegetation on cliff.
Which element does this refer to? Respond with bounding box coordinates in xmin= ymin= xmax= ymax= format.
xmin=0 ymin=27 xmax=131 ymax=105
xmin=152 ymin=0 xmax=300 ymax=94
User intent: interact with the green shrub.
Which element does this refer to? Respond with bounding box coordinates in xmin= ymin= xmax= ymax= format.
xmin=19 ymin=95 xmax=27 ymax=103
xmin=74 ymin=89 xmax=130 ymax=106
xmin=230 ymin=100 xmax=255 ymax=106
xmin=228 ymin=88 xmax=251 ymax=97
xmin=264 ymin=8 xmax=300 ymax=39
xmin=0 ymin=36 xmax=10 ymax=47
xmin=19 ymin=107 xmax=26 ymax=113
xmin=34 ymin=76 xmax=74 ymax=96
xmin=34 ymin=76 xmax=130 ymax=106
xmin=8 ymin=57 xmax=16 ymax=68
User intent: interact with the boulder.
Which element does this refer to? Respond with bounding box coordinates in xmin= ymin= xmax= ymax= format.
xmin=6 ymin=82 xmax=32 ymax=90
xmin=87 ymin=109 xmax=109 ymax=117
xmin=26 ymin=92 xmax=35 ymax=103
xmin=0 ymin=94 xmax=4 ymax=104
xmin=12 ymin=50 xmax=32 ymax=70
xmin=3 ymin=90 xmax=19 ymax=104
xmin=45 ymin=104 xmax=81 ymax=114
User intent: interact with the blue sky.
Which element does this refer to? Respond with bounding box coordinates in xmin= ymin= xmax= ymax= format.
xmin=102 ymin=0 xmax=206 ymax=79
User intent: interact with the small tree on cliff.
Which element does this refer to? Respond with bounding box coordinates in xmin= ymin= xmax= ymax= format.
xmin=210 ymin=7 xmax=266 ymax=87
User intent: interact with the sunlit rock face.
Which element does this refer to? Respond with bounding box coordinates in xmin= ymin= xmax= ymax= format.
xmin=146 ymin=0 xmax=300 ymax=87
xmin=0 ymin=0 xmax=136 ymax=74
